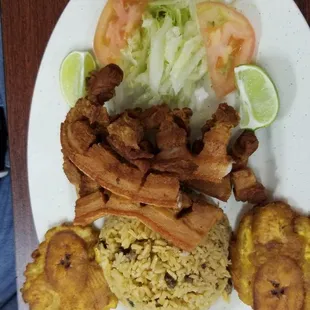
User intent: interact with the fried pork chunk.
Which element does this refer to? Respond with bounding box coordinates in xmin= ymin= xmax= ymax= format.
xmin=230 ymin=130 xmax=267 ymax=204
xmin=182 ymin=104 xmax=239 ymax=201
xmin=231 ymin=168 xmax=267 ymax=204
xmin=74 ymin=191 xmax=224 ymax=252
xmin=63 ymin=157 xmax=82 ymax=192
xmin=188 ymin=176 xmax=232 ymax=202
xmin=192 ymin=104 xmax=239 ymax=183
xmin=63 ymin=157 xmax=100 ymax=198
xmin=231 ymin=202 xmax=309 ymax=310
xmin=193 ymin=104 xmax=239 ymax=182
xmin=107 ymin=112 xmax=153 ymax=172
xmin=86 ymin=63 xmax=123 ymax=105
xmin=70 ymin=144 xmax=180 ymax=208
xmin=22 ymin=225 xmax=117 ymax=310
xmin=232 ymin=130 xmax=259 ymax=170
xmin=152 ymin=113 xmax=197 ymax=179
xmin=138 ymin=104 xmax=171 ymax=130
xmin=61 ymin=98 xmax=109 ymax=158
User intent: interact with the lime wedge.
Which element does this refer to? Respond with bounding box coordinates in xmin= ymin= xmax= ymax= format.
xmin=60 ymin=51 xmax=96 ymax=107
xmin=234 ymin=65 xmax=279 ymax=130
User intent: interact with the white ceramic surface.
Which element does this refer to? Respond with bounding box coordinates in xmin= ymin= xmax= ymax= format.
xmin=27 ymin=0 xmax=310 ymax=309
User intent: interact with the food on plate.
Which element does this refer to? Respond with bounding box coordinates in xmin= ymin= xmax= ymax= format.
xmin=189 ymin=103 xmax=239 ymax=183
xmin=66 ymin=143 xmax=181 ymax=208
xmin=295 ymin=217 xmax=310 ymax=308
xmin=187 ymin=176 xmax=232 ymax=202
xmin=95 ymin=215 xmax=231 ymax=310
xmin=30 ymin=0 xmax=295 ymax=309
xmin=74 ymin=190 xmax=224 ymax=252
xmin=230 ymin=202 xmax=310 ymax=309
xmin=185 ymin=103 xmax=239 ymax=201
xmin=229 ymin=130 xmax=267 ymax=204
xmin=253 ymin=256 xmax=304 ymax=310
xmin=60 ymin=51 xmax=97 ymax=107
xmin=63 ymin=157 xmax=101 ymax=197
xmin=61 ymin=64 xmax=246 ymax=207
xmin=235 ymin=64 xmax=280 ymax=130
xmin=106 ymin=111 xmax=154 ymax=173
xmin=230 ymin=211 xmax=255 ymax=305
xmin=86 ymin=63 xmax=124 ymax=105
xmin=21 ymin=225 xmax=117 ymax=310
xmin=94 ymin=0 xmax=148 ymax=65
xmin=231 ymin=130 xmax=259 ymax=170
xmin=231 ymin=168 xmax=267 ymax=204
xmin=197 ymin=2 xmax=256 ymax=98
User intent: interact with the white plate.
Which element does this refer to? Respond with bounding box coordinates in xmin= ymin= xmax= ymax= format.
xmin=27 ymin=0 xmax=310 ymax=309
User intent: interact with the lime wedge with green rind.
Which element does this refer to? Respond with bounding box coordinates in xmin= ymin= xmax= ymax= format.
xmin=235 ymin=64 xmax=279 ymax=130
xmin=60 ymin=51 xmax=96 ymax=108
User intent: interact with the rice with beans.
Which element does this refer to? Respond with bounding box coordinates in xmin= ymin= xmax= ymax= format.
xmin=95 ymin=216 xmax=231 ymax=310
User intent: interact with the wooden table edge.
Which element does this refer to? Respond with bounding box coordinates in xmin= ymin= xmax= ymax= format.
xmin=1 ymin=1 xmax=69 ymax=308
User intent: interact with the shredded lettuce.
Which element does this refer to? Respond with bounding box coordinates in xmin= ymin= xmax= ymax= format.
xmin=114 ymin=0 xmax=208 ymax=110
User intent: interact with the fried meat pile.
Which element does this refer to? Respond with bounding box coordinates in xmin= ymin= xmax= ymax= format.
xmin=231 ymin=202 xmax=310 ymax=310
xmin=61 ymin=64 xmax=267 ymax=252
xmin=21 ymin=225 xmax=117 ymax=310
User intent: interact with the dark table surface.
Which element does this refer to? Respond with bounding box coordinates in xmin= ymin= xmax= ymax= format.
xmin=1 ymin=0 xmax=310 ymax=308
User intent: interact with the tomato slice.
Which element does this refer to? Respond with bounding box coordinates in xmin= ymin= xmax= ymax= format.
xmin=94 ymin=0 xmax=147 ymax=65
xmin=197 ymin=2 xmax=256 ymax=98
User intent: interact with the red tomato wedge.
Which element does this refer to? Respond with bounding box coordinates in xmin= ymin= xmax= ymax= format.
xmin=94 ymin=0 xmax=147 ymax=65
xmin=197 ymin=2 xmax=256 ymax=98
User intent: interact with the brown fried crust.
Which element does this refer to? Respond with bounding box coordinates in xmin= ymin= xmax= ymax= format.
xmin=186 ymin=176 xmax=232 ymax=202
xmin=231 ymin=130 xmax=259 ymax=171
xmin=63 ymin=157 xmax=82 ymax=192
xmin=79 ymin=174 xmax=101 ymax=197
xmin=106 ymin=112 xmax=153 ymax=172
xmin=231 ymin=168 xmax=267 ymax=204
xmin=153 ymin=103 xmax=239 ymax=184
xmin=231 ymin=202 xmax=309 ymax=309
xmin=62 ymin=85 xmax=241 ymax=204
xmin=294 ymin=216 xmax=310 ymax=310
xmin=21 ymin=225 xmax=117 ymax=310
xmin=86 ymin=64 xmax=123 ymax=105
xmin=74 ymin=191 xmax=223 ymax=252
xmin=61 ymin=98 xmax=109 ymax=158
xmin=70 ymin=144 xmax=180 ymax=208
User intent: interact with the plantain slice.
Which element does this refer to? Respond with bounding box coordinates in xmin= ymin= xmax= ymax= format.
xmin=294 ymin=216 xmax=310 ymax=310
xmin=250 ymin=234 xmax=304 ymax=268
xmin=252 ymin=202 xmax=296 ymax=245
xmin=253 ymin=256 xmax=304 ymax=310
xmin=230 ymin=211 xmax=256 ymax=306
xmin=22 ymin=225 xmax=117 ymax=310
xmin=232 ymin=202 xmax=309 ymax=309
xmin=45 ymin=230 xmax=89 ymax=291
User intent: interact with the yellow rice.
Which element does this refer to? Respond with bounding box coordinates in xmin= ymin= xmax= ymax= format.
xmin=95 ymin=216 xmax=231 ymax=310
